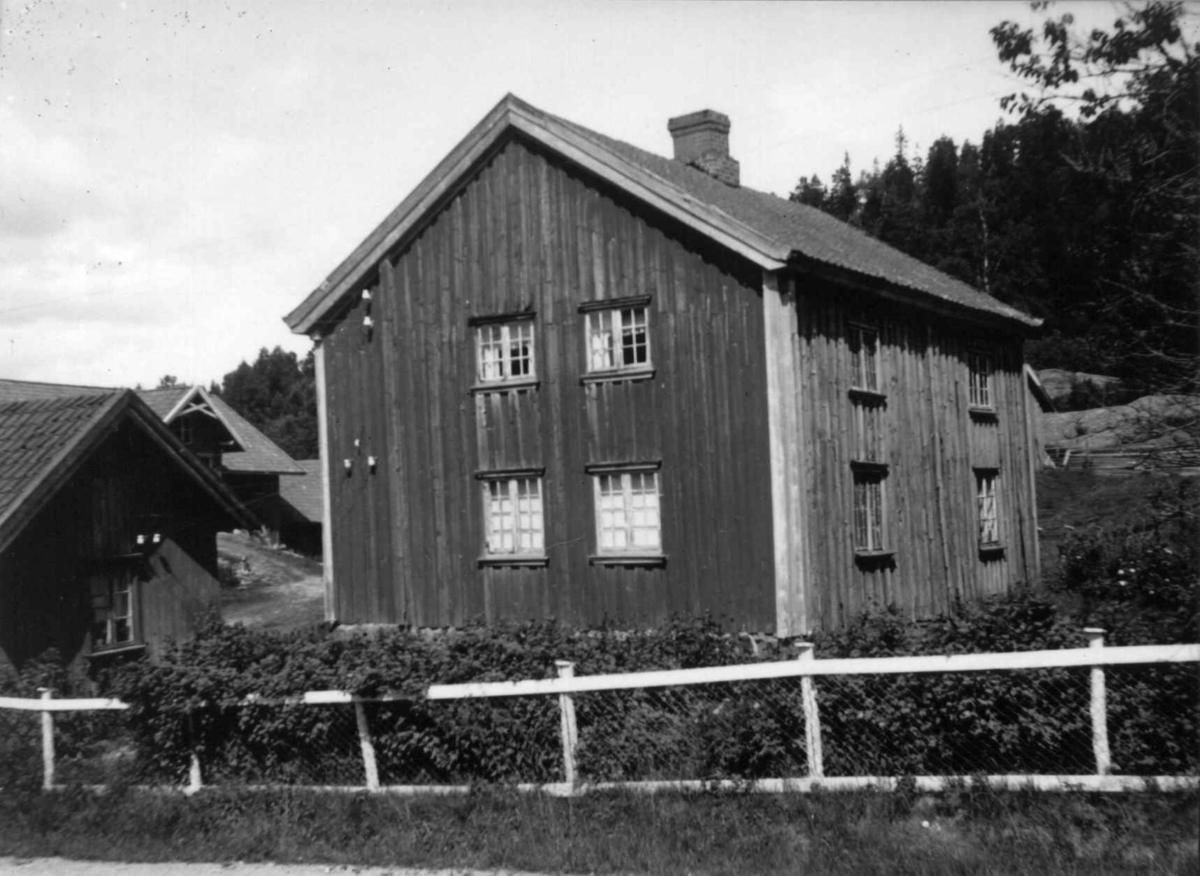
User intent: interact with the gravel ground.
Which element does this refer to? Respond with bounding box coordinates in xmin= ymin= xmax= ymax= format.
xmin=0 ymin=860 xmax=555 ymax=876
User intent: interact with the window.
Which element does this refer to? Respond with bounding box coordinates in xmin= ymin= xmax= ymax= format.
xmin=90 ymin=568 xmax=136 ymax=650
xmin=848 ymin=323 xmax=880 ymax=393
xmin=581 ymin=298 xmax=652 ymax=377
xmin=852 ymin=470 xmax=886 ymax=553
xmin=588 ymin=464 xmax=663 ymax=563
xmin=476 ymin=319 xmax=535 ymax=386
xmin=976 ymin=469 xmax=1001 ymax=548
xmin=968 ymin=351 xmax=993 ymax=409
xmin=480 ymin=474 xmax=545 ymax=559
xmin=176 ymin=416 xmax=194 ymax=447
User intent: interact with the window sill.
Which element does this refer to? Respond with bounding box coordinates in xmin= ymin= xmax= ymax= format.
xmin=850 ymin=460 xmax=889 ymax=476
xmin=969 ymin=406 xmax=998 ymax=422
xmin=849 ymin=388 xmax=887 ymax=405
xmin=978 ymin=543 xmax=1005 ymax=558
xmin=478 ymin=554 xmax=549 ymax=568
xmin=581 ymin=368 xmax=655 ymax=386
xmin=853 ymin=549 xmax=896 ymax=570
xmin=88 ymin=642 xmax=147 ymax=659
xmin=589 ymin=553 xmax=667 ymax=568
xmin=471 ymin=378 xmax=540 ymax=395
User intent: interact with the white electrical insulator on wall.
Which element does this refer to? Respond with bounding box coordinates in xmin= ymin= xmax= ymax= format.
xmin=344 ymin=458 xmax=353 ymax=471
xmin=363 ymin=315 xmax=373 ymax=329
xmin=362 ymin=289 xmax=372 ymax=302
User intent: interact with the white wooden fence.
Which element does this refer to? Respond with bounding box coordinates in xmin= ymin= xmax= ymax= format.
xmin=3 ymin=630 xmax=1197 ymax=795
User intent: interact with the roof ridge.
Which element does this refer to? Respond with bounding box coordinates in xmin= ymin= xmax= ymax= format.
xmin=286 ymin=94 xmax=1040 ymax=333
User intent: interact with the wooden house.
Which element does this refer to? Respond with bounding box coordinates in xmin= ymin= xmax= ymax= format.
xmin=136 ymin=385 xmax=306 ymax=543
xmin=0 ymin=388 xmax=255 ymax=672
xmin=285 ymin=95 xmax=1044 ymax=636
xmin=0 ymin=380 xmax=305 ymax=544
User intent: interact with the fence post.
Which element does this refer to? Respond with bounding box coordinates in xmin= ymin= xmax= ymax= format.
xmin=354 ymin=700 xmax=380 ymax=791
xmin=796 ymin=643 xmax=824 ymax=779
xmin=555 ymin=661 xmax=579 ymax=785
xmin=1084 ymin=628 xmax=1111 ymax=775
xmin=186 ymin=708 xmax=203 ymax=795
xmin=38 ymin=688 xmax=55 ymax=791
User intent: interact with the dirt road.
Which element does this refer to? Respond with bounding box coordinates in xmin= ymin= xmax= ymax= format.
xmin=0 ymin=859 xmax=552 ymax=876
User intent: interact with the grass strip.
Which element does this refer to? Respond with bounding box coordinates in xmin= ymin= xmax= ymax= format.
xmin=0 ymin=783 xmax=1196 ymax=875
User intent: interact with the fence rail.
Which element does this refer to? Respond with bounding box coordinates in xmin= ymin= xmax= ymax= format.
xmin=3 ymin=631 xmax=1197 ymax=796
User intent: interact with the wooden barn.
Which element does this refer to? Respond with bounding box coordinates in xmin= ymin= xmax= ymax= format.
xmin=136 ymin=385 xmax=306 ymax=543
xmin=0 ymin=380 xmax=305 ymax=545
xmin=285 ymin=94 xmax=1044 ymax=636
xmin=0 ymin=388 xmax=255 ymax=672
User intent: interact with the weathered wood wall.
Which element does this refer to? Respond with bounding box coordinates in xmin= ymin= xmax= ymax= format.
xmin=0 ymin=419 xmax=226 ymax=667
xmin=317 ymin=134 xmax=1039 ymax=634
xmin=319 ymin=134 xmax=776 ymax=630
xmin=792 ymin=286 xmax=1039 ymax=628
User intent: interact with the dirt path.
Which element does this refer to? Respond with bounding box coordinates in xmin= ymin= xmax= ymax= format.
xmin=217 ymin=532 xmax=325 ymax=631
xmin=0 ymin=859 xmax=553 ymax=876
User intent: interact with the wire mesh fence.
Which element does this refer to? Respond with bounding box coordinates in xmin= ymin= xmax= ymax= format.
xmin=3 ymin=636 xmax=1197 ymax=794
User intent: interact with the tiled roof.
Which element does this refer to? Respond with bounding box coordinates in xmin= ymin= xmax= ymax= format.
xmin=549 ymin=111 xmax=1036 ymax=326
xmin=135 ymin=386 xmax=187 ymax=419
xmin=0 ymin=378 xmax=112 ymax=402
xmin=203 ymin=392 xmax=305 ymax=475
xmin=0 ymin=380 xmax=303 ymax=476
xmin=278 ymin=458 xmax=323 ymax=522
xmin=0 ymin=386 xmax=258 ymax=548
xmin=0 ymin=393 xmax=119 ymax=519
xmin=287 ymin=94 xmax=1040 ymax=334
xmin=133 ymin=386 xmax=303 ymax=475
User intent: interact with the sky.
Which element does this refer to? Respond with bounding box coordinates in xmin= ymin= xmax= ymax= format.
xmin=0 ymin=0 xmax=1140 ymax=390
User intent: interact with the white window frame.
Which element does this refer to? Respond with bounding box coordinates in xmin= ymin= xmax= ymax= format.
xmin=475 ymin=319 xmax=535 ymax=386
xmin=976 ymin=469 xmax=1001 ymax=548
xmin=848 ymin=323 xmax=880 ymax=393
xmin=968 ymin=350 xmax=993 ymax=409
xmin=583 ymin=304 xmax=651 ymax=375
xmin=91 ymin=568 xmax=137 ymax=650
xmin=479 ymin=473 xmax=545 ymax=560
xmin=589 ymin=466 xmax=662 ymax=558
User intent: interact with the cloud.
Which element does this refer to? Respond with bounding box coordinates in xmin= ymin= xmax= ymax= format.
xmin=0 ymin=106 xmax=113 ymax=239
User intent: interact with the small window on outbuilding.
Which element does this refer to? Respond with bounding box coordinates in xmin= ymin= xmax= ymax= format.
xmin=90 ymin=567 xmax=137 ymax=650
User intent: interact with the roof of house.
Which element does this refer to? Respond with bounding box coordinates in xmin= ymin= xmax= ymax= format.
xmin=136 ymin=385 xmax=305 ymax=475
xmin=0 ymin=380 xmax=303 ymax=476
xmin=0 ymin=390 xmax=257 ymax=553
xmin=286 ymin=93 xmax=1040 ymax=335
xmin=278 ymin=458 xmax=323 ymax=523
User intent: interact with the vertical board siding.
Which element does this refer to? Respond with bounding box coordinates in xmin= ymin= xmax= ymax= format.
xmin=0 ymin=420 xmax=227 ymax=667
xmin=323 ymin=136 xmax=774 ymax=630
xmin=794 ymin=286 xmax=1038 ymax=628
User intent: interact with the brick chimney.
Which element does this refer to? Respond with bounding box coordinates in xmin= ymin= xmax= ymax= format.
xmin=667 ymin=109 xmax=740 ymax=187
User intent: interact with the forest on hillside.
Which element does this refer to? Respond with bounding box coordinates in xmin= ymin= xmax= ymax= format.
xmin=214 ymin=2 xmax=1197 ymax=453
xmin=791 ymin=1 xmax=1196 ymax=399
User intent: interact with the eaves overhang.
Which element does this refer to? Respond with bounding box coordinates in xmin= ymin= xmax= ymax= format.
xmin=784 ymin=252 xmax=1044 ymax=334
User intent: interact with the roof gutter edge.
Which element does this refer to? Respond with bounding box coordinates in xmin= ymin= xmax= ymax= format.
xmin=786 ymin=253 xmax=1042 ymax=333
